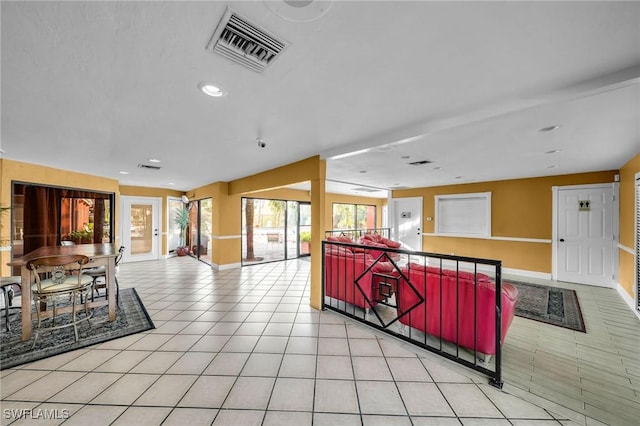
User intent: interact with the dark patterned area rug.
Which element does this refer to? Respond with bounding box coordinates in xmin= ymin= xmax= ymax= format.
xmin=0 ymin=288 xmax=154 ymax=370
xmin=508 ymin=281 xmax=586 ymax=333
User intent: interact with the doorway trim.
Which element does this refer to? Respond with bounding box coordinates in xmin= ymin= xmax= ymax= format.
xmin=120 ymin=195 xmax=162 ymax=263
xmin=389 ymin=196 xmax=423 ymax=251
xmin=551 ymin=183 xmax=619 ymax=286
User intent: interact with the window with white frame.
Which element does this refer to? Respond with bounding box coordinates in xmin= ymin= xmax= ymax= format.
xmin=435 ymin=192 xmax=491 ymax=237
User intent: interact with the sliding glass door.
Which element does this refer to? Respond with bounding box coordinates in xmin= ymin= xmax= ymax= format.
xmin=242 ymin=198 xmax=310 ymax=266
xmin=185 ymin=198 xmax=213 ymax=264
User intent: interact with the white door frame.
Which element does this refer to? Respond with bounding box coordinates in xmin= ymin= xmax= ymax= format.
xmin=552 ymin=183 xmax=619 ymax=285
xmin=120 ymin=196 xmax=162 ymax=263
xmin=389 ymin=196 xmax=423 ymax=251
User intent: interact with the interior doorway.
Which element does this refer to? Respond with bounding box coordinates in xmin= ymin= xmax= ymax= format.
xmin=120 ymin=196 xmax=161 ymax=263
xmin=553 ymin=184 xmax=617 ymax=287
xmin=391 ymin=197 xmax=423 ymax=251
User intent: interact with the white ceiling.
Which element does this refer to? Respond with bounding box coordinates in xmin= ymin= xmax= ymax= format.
xmin=2 ymin=1 xmax=639 ymax=197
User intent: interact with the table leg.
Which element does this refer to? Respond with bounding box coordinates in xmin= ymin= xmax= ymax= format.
xmin=20 ymin=266 xmax=31 ymax=341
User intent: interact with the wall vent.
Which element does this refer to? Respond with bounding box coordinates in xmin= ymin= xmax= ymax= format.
xmin=207 ymin=8 xmax=287 ymax=73
xmin=138 ymin=163 xmax=161 ymax=170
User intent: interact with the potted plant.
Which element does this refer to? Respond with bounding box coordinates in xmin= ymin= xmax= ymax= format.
xmin=174 ymin=206 xmax=190 ymax=256
xmin=69 ymin=228 xmax=93 ymax=244
xmin=300 ymin=231 xmax=311 ymax=255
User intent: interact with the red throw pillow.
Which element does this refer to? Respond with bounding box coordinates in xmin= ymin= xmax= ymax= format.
xmin=381 ymin=237 xmax=401 ymax=248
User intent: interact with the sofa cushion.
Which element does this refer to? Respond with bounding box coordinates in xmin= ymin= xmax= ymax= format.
xmin=361 ymin=234 xmax=384 ymax=244
xmin=381 ymin=237 xmax=402 ymax=249
xmin=327 ymin=236 xmax=354 ymax=243
xmin=406 ymin=262 xmax=491 ymax=282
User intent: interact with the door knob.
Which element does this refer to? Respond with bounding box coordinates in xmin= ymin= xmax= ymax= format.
xmin=559 ymin=238 xmax=565 ymax=242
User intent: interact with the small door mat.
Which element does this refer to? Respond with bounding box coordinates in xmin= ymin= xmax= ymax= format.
xmin=1 ymin=288 xmax=154 ymax=370
xmin=509 ymin=281 xmax=586 ymax=333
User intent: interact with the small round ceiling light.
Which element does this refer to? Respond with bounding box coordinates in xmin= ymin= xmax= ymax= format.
xmin=547 ymin=165 xmax=559 ymax=169
xmin=266 ymin=0 xmax=333 ymax=22
xmin=198 ymin=83 xmax=225 ymax=97
xmin=545 ymin=149 xmax=562 ymax=154
xmin=148 ymin=158 xmax=161 ymax=163
xmin=539 ymin=125 xmax=560 ymax=132
xmin=119 ymin=171 xmax=129 ymax=175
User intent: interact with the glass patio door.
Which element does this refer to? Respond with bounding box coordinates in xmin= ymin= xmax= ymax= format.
xmin=187 ymin=198 xmax=213 ymax=264
xmin=242 ymin=198 xmax=310 ymax=265
xmin=121 ymin=196 xmax=161 ymax=262
xmin=298 ymin=203 xmax=311 ymax=256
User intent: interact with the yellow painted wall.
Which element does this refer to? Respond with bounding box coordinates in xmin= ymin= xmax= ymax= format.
xmin=393 ymin=170 xmax=617 ymax=273
xmin=0 ymin=159 xmax=121 ymax=275
xmin=119 ymin=185 xmax=184 ymax=256
xmin=618 ymin=153 xmax=640 ymax=298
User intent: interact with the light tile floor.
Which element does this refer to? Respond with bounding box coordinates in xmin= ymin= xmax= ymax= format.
xmin=1 ymin=256 xmax=638 ymax=425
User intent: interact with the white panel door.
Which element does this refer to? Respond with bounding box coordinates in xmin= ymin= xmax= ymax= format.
xmin=391 ymin=197 xmax=422 ymax=251
xmin=121 ymin=196 xmax=161 ymax=263
xmin=556 ymin=185 xmax=614 ymax=287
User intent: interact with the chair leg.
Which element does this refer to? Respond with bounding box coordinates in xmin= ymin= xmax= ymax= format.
xmin=2 ymin=287 xmax=9 ymax=332
xmin=32 ymin=294 xmax=42 ymax=348
xmin=115 ymin=276 xmax=120 ymax=307
xmin=72 ymin=291 xmax=79 ymax=342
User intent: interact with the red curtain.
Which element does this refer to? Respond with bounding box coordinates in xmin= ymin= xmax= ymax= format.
xmin=23 ymin=186 xmax=60 ymax=254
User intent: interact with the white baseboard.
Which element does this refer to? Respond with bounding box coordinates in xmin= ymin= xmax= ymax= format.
xmin=502 ymin=267 xmax=552 ymax=281
xmin=212 ymin=262 xmax=242 ymax=271
xmin=616 ymin=283 xmax=640 ymax=321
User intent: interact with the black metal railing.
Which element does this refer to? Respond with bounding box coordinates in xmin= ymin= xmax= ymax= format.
xmin=325 ymin=227 xmax=390 ymax=241
xmin=322 ymin=240 xmax=516 ymax=388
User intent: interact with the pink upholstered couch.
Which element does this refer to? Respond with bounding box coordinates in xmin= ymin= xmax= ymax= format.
xmin=358 ymin=234 xmax=402 ymax=261
xmin=397 ymin=263 xmax=518 ymax=355
xmin=324 ymin=244 xmax=393 ymax=310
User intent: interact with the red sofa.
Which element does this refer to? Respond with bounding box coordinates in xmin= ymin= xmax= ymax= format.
xmin=358 ymin=233 xmax=402 ymax=261
xmin=324 ymin=244 xmax=393 ymax=310
xmin=397 ymin=262 xmax=518 ymax=356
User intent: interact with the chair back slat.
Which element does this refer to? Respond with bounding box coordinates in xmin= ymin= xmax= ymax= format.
xmin=26 ymin=255 xmax=90 ymax=270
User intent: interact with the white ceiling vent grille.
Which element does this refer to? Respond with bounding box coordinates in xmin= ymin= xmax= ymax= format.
xmin=207 ymin=8 xmax=287 ymax=73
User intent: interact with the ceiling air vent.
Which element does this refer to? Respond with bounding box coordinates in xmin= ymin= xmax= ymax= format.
xmin=138 ymin=164 xmax=161 ymax=170
xmin=408 ymin=160 xmax=432 ymax=166
xmin=352 ymin=187 xmax=380 ymax=193
xmin=207 ymin=8 xmax=287 ymax=73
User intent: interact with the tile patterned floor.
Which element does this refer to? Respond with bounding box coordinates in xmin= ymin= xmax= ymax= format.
xmin=1 ymin=256 xmax=637 ymax=425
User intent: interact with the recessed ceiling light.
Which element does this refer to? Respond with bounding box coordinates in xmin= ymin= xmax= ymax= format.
xmin=167 ymin=182 xmax=175 ymax=186
xmin=119 ymin=171 xmax=129 ymax=175
xmin=547 ymin=165 xmax=559 ymax=169
xmin=455 ymin=176 xmax=463 ymax=179
xmin=401 ymin=155 xmax=410 ymax=159
xmin=148 ymin=158 xmax=161 ymax=163
xmin=433 ymin=166 xmax=442 ymax=170
xmin=539 ymin=125 xmax=560 ymax=132
xmin=545 ymin=149 xmax=561 ymax=154
xmin=198 ymin=82 xmax=225 ymax=97
xmin=359 ymin=170 xmax=367 ymax=174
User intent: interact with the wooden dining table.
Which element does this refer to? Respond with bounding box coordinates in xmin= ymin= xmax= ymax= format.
xmin=9 ymin=243 xmax=119 ymax=341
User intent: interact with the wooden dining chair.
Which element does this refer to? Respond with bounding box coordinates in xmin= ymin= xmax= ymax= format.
xmin=0 ymin=276 xmax=21 ymax=332
xmin=26 ymin=255 xmax=94 ymax=347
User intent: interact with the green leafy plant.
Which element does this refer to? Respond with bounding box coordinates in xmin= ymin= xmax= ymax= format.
xmin=300 ymin=231 xmax=311 ymax=243
xmin=174 ymin=206 xmax=189 ymax=248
